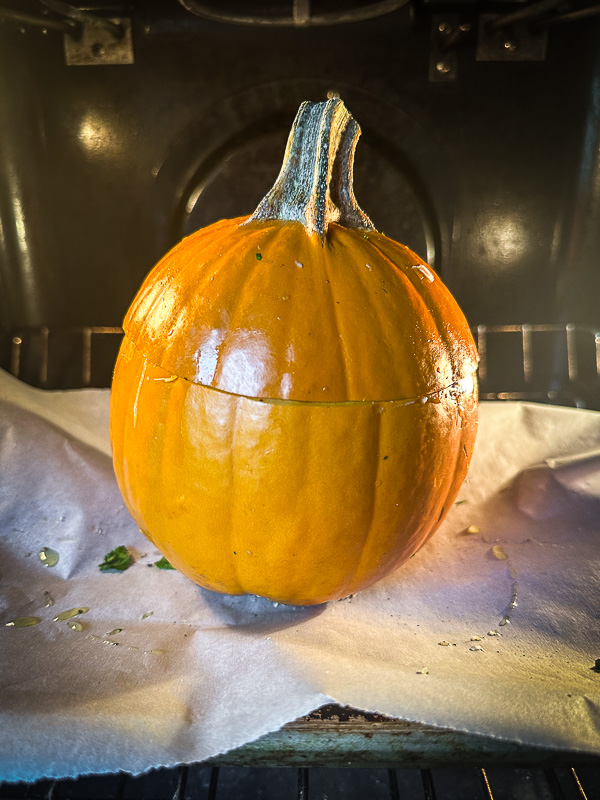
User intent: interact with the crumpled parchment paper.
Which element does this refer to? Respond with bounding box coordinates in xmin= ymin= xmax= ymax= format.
xmin=1 ymin=368 xmax=599 ymax=782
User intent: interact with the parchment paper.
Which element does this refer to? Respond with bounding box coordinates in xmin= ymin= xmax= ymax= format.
xmin=1 ymin=368 xmax=599 ymax=782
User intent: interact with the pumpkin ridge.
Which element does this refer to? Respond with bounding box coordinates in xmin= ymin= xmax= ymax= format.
xmin=419 ymin=382 xmax=479 ymax=550
xmin=165 ymin=217 xmax=238 ymax=272
xmin=239 ymin=223 xmax=305 ymax=400
xmin=163 ymin=370 xmax=193 ymax=564
xmin=437 ymin=419 xmax=467 ymax=530
xmin=365 ymin=234 xmax=479 ymax=380
xmin=211 ymin=224 xmax=285 ymax=393
xmin=341 ymin=405 xmax=382 ymax=597
xmin=174 ymin=221 xmax=248 ymax=304
xmin=277 ymin=405 xmax=320 ymax=600
xmin=228 ymin=390 xmax=243 ymax=594
xmin=366 ymin=234 xmax=444 ymax=313
xmin=124 ymin=219 xmax=240 ymax=332
xmin=186 ymin=224 xmax=262 ymax=387
xmin=121 ymin=348 xmax=149 ymax=525
xmin=326 ymin=227 xmax=439 ymax=398
xmin=327 ymin=229 xmax=397 ymax=400
xmin=319 ymin=239 xmax=350 ymax=399
xmin=359 ymin=234 xmax=465 ymax=390
xmin=109 ymin=343 xmax=131 ymax=511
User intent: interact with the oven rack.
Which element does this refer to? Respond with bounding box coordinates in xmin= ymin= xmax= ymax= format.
xmin=1 ymin=763 xmax=599 ymax=800
xmin=2 ymin=323 xmax=600 ymax=410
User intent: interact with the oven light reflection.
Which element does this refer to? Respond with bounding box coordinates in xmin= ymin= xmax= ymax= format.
xmin=8 ymin=178 xmax=39 ymax=308
xmin=11 ymin=193 xmax=28 ymax=255
xmin=194 ymin=329 xmax=224 ymax=385
xmin=478 ymin=213 xmax=528 ymax=266
xmin=2 ymin=162 xmax=41 ymax=317
xmin=77 ymin=112 xmax=119 ymax=155
xmin=217 ymin=334 xmax=274 ymax=398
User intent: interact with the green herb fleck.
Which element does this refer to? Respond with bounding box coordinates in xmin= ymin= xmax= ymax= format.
xmin=455 ymin=499 xmax=468 ymax=505
xmin=99 ymin=545 xmax=134 ymax=572
xmin=255 ymin=253 xmax=262 ymax=261
xmin=383 ymin=455 xmax=389 ymax=460
xmin=154 ymin=556 xmax=175 ymax=570
xmin=593 ymin=658 xmax=600 ymax=673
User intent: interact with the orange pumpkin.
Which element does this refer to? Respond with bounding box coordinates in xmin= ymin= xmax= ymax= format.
xmin=110 ymin=98 xmax=478 ymax=606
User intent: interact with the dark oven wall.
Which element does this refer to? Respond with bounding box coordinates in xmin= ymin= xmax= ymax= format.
xmin=0 ymin=0 xmax=599 ymax=388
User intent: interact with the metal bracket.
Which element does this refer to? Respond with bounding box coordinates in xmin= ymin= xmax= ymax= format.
xmin=429 ymin=15 xmax=459 ymax=82
xmin=476 ymin=14 xmax=548 ymax=61
xmin=64 ymin=18 xmax=133 ymax=66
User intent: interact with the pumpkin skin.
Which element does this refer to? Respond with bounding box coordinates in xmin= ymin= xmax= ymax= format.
xmin=111 ymin=339 xmax=476 ymax=606
xmin=124 ymin=218 xmax=477 ymax=403
xmin=109 ymin=99 xmax=478 ymax=605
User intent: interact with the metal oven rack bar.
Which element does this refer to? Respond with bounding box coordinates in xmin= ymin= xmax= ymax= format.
xmin=1 ymin=762 xmax=598 ymax=799
xmin=1 ymin=324 xmax=599 ymax=799
xmin=474 ymin=323 xmax=600 ymax=408
xmin=7 ymin=326 xmax=123 ymax=389
xmin=4 ymin=323 xmax=600 ymax=409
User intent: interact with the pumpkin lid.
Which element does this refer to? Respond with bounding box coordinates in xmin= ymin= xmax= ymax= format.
xmin=124 ymin=99 xmax=478 ymax=403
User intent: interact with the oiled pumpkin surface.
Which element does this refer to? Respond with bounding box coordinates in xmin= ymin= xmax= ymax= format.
xmin=124 ymin=218 xmax=478 ymax=403
xmin=111 ymin=98 xmax=479 ymax=605
xmin=110 ymin=336 xmax=477 ymax=606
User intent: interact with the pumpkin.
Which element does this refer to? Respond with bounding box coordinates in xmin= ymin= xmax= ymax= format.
xmin=110 ymin=98 xmax=478 ymax=606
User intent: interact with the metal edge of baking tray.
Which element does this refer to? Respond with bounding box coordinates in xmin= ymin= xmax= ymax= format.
xmin=209 ymin=705 xmax=600 ymax=769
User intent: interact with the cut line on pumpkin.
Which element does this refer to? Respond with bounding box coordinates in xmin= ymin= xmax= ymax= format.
xmin=124 ymin=335 xmax=478 ymax=408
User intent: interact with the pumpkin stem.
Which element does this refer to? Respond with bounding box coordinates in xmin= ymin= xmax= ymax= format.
xmin=245 ymin=98 xmax=375 ymax=239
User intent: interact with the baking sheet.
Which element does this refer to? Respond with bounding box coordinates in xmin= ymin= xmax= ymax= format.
xmin=1 ymin=368 xmax=599 ymax=782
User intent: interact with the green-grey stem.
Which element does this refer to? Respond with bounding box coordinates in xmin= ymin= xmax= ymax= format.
xmin=245 ymin=98 xmax=375 ymax=238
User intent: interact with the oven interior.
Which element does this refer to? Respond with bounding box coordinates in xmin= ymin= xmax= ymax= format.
xmin=0 ymin=0 xmax=599 ymax=796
